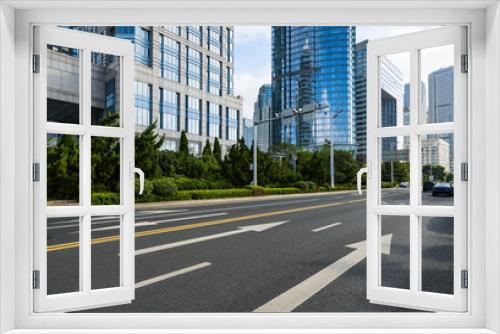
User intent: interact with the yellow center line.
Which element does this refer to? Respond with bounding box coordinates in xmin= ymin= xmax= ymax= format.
xmin=47 ymin=198 xmax=366 ymax=252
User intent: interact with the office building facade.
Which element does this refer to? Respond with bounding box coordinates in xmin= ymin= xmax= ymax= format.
xmin=253 ymin=84 xmax=273 ymax=152
xmin=271 ymin=26 xmax=356 ymax=151
xmin=62 ymin=26 xmax=243 ymax=157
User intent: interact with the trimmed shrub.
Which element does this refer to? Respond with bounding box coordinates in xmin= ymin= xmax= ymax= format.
xmin=135 ymin=178 xmax=153 ymax=196
xmin=294 ymin=181 xmax=317 ymax=193
xmin=91 ymin=192 xmax=119 ymax=205
xmin=151 ymin=178 xmax=178 ymax=199
xmin=175 ymin=188 xmax=252 ymax=200
xmin=261 ymin=187 xmax=300 ymax=195
xmin=246 ymin=185 xmax=265 ymax=196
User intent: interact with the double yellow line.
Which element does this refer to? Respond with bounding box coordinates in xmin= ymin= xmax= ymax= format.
xmin=47 ymin=198 xmax=365 ymax=252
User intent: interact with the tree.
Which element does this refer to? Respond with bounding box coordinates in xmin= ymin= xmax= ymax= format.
xmin=47 ymin=134 xmax=79 ymax=201
xmin=333 ymin=150 xmax=359 ymax=184
xmin=202 ymin=139 xmax=212 ymax=160
xmin=135 ymin=121 xmax=165 ymax=179
xmin=422 ymin=164 xmax=446 ymax=182
xmin=223 ymin=138 xmax=251 ymax=186
xmin=179 ymin=130 xmax=189 ymax=155
xmin=213 ymin=137 xmax=222 ymax=162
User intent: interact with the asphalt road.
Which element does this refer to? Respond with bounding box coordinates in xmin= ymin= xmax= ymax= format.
xmin=45 ymin=189 xmax=454 ymax=312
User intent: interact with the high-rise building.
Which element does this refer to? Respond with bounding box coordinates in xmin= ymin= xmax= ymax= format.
xmin=253 ymin=84 xmax=273 ymax=152
xmin=57 ymin=26 xmax=243 ymax=157
xmin=242 ymin=118 xmax=254 ymax=146
xmin=354 ymin=40 xmax=367 ymax=162
xmin=354 ymin=41 xmax=405 ymax=162
xmin=427 ymin=66 xmax=454 ymax=171
xmin=271 ymin=26 xmax=356 ymax=151
xmin=421 ymin=137 xmax=450 ymax=172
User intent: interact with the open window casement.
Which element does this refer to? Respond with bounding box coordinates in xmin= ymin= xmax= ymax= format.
xmin=365 ymin=26 xmax=468 ymax=312
xmin=33 ymin=26 xmax=137 ymax=312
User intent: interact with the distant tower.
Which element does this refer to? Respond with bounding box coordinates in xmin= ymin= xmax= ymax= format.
xmin=298 ymin=38 xmax=314 ymax=108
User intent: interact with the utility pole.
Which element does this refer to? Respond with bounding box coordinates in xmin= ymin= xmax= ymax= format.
xmin=252 ymin=125 xmax=258 ymax=186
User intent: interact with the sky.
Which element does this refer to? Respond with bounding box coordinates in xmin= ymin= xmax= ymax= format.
xmin=234 ymin=26 xmax=452 ymax=119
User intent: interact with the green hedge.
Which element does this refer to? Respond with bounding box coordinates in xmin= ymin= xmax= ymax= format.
xmin=261 ymin=187 xmax=300 ymax=195
xmin=91 ymin=192 xmax=119 ymax=205
xmin=175 ymin=188 xmax=253 ymax=200
xmin=160 ymin=177 xmax=232 ymax=190
xmin=151 ymin=178 xmax=178 ymax=199
xmin=294 ymin=181 xmax=317 ymax=193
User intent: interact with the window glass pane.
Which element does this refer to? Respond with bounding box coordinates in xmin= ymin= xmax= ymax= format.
xmin=380 ymin=136 xmax=410 ymax=205
xmin=91 ymin=137 xmax=121 ymax=205
xmin=419 ymin=44 xmax=454 ymax=124
xmin=421 ymin=216 xmax=454 ymax=294
xmin=47 ymin=217 xmax=80 ymax=294
xmin=421 ymin=133 xmax=454 ymax=206
xmin=91 ymin=52 xmax=120 ymax=127
xmin=380 ymin=215 xmax=410 ymax=290
xmin=379 ymin=52 xmax=409 ymax=127
xmin=47 ymin=134 xmax=80 ymax=206
xmin=91 ymin=216 xmax=121 ymax=290
xmin=135 ymin=81 xmax=152 ymax=126
xmin=47 ymin=45 xmax=80 ymax=124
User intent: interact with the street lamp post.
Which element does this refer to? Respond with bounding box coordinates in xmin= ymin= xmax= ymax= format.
xmin=327 ymin=108 xmax=346 ymax=190
xmin=252 ymin=112 xmax=281 ymax=186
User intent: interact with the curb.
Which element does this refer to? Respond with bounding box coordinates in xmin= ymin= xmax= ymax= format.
xmin=135 ymin=189 xmax=360 ymax=209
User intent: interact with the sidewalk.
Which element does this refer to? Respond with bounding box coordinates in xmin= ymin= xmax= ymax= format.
xmin=135 ymin=189 xmax=361 ymax=209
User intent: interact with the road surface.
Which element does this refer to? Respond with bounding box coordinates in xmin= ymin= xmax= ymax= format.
xmin=45 ymin=189 xmax=454 ymax=312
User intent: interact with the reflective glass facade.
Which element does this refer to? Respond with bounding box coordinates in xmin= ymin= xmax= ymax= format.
xmin=114 ymin=26 xmax=152 ymax=66
xmin=208 ymin=26 xmax=222 ymax=56
xmin=272 ymin=26 xmax=356 ymax=149
xmin=187 ymin=47 xmax=202 ymax=89
xmin=226 ymin=107 xmax=239 ymax=141
xmin=186 ymin=96 xmax=201 ymax=135
xmin=159 ymin=34 xmax=180 ymax=82
xmin=135 ymin=81 xmax=152 ymax=126
xmin=207 ymin=102 xmax=222 ymax=138
xmin=207 ymin=57 xmax=222 ymax=96
xmin=159 ymin=88 xmax=179 ymax=131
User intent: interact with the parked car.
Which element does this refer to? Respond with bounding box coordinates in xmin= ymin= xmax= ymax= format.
xmin=399 ymin=181 xmax=409 ymax=188
xmin=432 ymin=182 xmax=454 ymax=196
xmin=422 ymin=181 xmax=435 ymax=192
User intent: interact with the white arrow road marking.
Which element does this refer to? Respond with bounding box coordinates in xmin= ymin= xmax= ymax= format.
xmin=254 ymin=233 xmax=393 ymax=312
xmin=135 ymin=262 xmax=212 ymax=288
xmin=136 ymin=221 xmax=289 ymax=256
xmin=312 ymin=222 xmax=342 ymax=232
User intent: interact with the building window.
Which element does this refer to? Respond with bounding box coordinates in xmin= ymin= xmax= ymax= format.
xmin=135 ymin=81 xmax=152 ymax=126
xmin=186 ymin=47 xmax=202 ymax=89
xmin=207 ymin=57 xmax=222 ymax=96
xmin=187 ymin=26 xmax=202 ymax=45
xmin=163 ymin=26 xmax=181 ymax=35
xmin=208 ymin=26 xmax=222 ymax=56
xmin=227 ymin=28 xmax=233 ymax=62
xmin=226 ymin=107 xmax=239 ymax=140
xmin=105 ymin=79 xmax=116 ymax=113
xmin=208 ymin=102 xmax=221 ymax=138
xmin=161 ymin=139 xmax=178 ymax=151
xmin=159 ymin=88 xmax=179 ymax=131
xmin=188 ymin=142 xmax=201 ymax=157
xmin=159 ymin=34 xmax=180 ymax=82
xmin=186 ymin=96 xmax=201 ymax=135
xmin=227 ymin=66 xmax=233 ymax=95
xmin=134 ymin=27 xmax=152 ymax=66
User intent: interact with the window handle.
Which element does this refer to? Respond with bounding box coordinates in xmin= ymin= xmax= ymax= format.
xmin=133 ymin=167 xmax=145 ymax=195
xmin=357 ymin=167 xmax=368 ymax=195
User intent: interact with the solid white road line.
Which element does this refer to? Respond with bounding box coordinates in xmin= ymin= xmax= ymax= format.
xmin=254 ymin=234 xmax=393 ymax=312
xmin=146 ymin=212 xmax=228 ymax=224
xmin=136 ymin=221 xmax=289 ymax=256
xmin=135 ymin=262 xmax=212 ymax=288
xmin=312 ymin=222 xmax=342 ymax=232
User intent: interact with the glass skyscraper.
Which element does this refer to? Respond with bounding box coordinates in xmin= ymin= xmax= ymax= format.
xmin=254 ymin=84 xmax=273 ymax=152
xmin=271 ymin=26 xmax=356 ymax=150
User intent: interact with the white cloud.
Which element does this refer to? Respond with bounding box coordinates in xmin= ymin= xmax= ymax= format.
xmin=234 ymin=66 xmax=271 ymax=119
xmin=234 ymin=26 xmax=271 ymax=45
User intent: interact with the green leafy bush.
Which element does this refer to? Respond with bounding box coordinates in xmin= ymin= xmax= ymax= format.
xmin=91 ymin=192 xmax=119 ymax=205
xmin=294 ymin=181 xmax=317 ymax=193
xmin=151 ymin=178 xmax=178 ymax=199
xmin=261 ymin=187 xmax=300 ymax=195
xmin=175 ymin=188 xmax=252 ymax=200
xmin=135 ymin=178 xmax=153 ymax=196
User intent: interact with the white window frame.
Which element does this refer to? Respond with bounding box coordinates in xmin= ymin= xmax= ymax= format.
xmin=0 ymin=1 xmax=499 ymax=333
xmin=366 ymin=26 xmax=468 ymax=312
